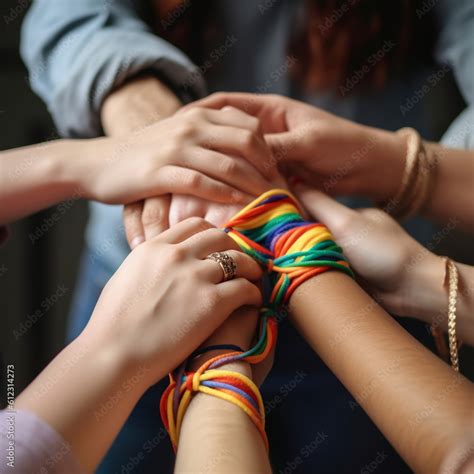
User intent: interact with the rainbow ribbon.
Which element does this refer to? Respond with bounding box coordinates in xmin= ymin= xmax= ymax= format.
xmin=160 ymin=189 xmax=352 ymax=450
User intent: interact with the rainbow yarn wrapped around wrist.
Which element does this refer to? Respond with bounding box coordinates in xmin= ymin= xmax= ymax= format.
xmin=225 ymin=189 xmax=353 ymax=306
xmin=160 ymin=353 xmax=267 ymax=451
xmin=160 ymin=189 xmax=352 ymax=451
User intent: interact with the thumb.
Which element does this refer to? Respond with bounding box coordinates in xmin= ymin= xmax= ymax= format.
xmin=294 ymin=185 xmax=355 ymax=236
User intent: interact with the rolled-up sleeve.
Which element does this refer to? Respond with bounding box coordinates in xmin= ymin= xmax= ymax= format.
xmin=434 ymin=0 xmax=474 ymax=148
xmin=20 ymin=0 xmax=206 ymax=138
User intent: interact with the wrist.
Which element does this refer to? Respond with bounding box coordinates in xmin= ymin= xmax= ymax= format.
xmin=217 ymin=361 xmax=253 ymax=378
xmin=68 ymin=137 xmax=110 ymax=201
xmin=76 ymin=329 xmax=150 ymax=398
xmin=397 ymin=252 xmax=447 ymax=322
xmin=188 ymin=348 xmax=252 ymax=378
xmin=101 ymin=74 xmax=181 ymax=136
xmin=42 ymin=140 xmax=85 ymax=200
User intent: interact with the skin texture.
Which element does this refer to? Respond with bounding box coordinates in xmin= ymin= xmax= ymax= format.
xmin=189 ymin=93 xmax=474 ymax=232
xmin=289 ymin=271 xmax=474 ymax=474
xmin=296 ymin=187 xmax=474 ymax=345
xmin=16 ymin=218 xmax=263 ymax=473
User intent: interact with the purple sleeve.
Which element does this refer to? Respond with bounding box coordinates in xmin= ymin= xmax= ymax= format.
xmin=0 ymin=409 xmax=84 ymax=473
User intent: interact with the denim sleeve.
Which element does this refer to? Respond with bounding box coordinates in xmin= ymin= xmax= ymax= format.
xmin=20 ymin=0 xmax=206 ymax=138
xmin=433 ymin=0 xmax=474 ymax=148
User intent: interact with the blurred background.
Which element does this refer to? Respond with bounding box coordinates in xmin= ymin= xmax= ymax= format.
xmin=0 ymin=0 xmax=473 ymax=404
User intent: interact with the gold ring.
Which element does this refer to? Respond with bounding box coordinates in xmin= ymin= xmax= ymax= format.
xmin=206 ymin=252 xmax=237 ymax=282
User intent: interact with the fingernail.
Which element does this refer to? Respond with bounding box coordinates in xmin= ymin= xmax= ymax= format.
xmin=130 ymin=236 xmax=145 ymax=249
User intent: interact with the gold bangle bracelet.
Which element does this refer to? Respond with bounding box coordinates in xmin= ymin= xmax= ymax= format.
xmin=430 ymin=257 xmax=460 ymax=372
xmin=379 ymin=128 xmax=438 ymax=220
xmin=394 ymin=128 xmax=420 ymax=206
xmin=446 ymin=258 xmax=460 ymax=372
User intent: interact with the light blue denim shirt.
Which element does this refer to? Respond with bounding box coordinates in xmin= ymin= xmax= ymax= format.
xmin=20 ymin=0 xmax=474 ymax=272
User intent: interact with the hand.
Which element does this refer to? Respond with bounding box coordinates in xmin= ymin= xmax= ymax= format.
xmin=122 ymin=106 xmax=278 ymax=247
xmin=84 ymin=108 xmax=272 ymax=204
xmin=166 ymin=115 xmax=288 ymax=229
xmin=84 ymin=106 xmax=278 ymax=247
xmin=295 ymin=186 xmax=446 ymax=318
xmin=188 ymin=93 xmax=406 ymax=200
xmin=82 ymin=217 xmax=263 ymax=391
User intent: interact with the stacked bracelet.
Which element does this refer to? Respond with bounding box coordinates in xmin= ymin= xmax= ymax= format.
xmin=380 ymin=127 xmax=438 ymax=219
xmin=160 ymin=189 xmax=352 ymax=451
xmin=160 ymin=352 xmax=267 ymax=451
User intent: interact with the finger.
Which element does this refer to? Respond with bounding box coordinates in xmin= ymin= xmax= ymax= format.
xmin=168 ymin=194 xmax=208 ymax=227
xmin=203 ymin=124 xmax=276 ymax=179
xmin=180 ymin=227 xmax=239 ymax=255
xmin=183 ymin=92 xmax=266 ymax=116
xmin=204 ymin=202 xmax=242 ymax=227
xmin=184 ymin=93 xmax=288 ymax=134
xmin=158 ymin=216 xmax=214 ymax=245
xmin=157 ymin=165 xmax=252 ymax=204
xmin=216 ymin=278 xmax=263 ymax=311
xmin=123 ymin=201 xmax=145 ymax=249
xmin=201 ymin=106 xmax=262 ymax=134
xmin=294 ymin=185 xmax=355 ymax=234
xmin=179 ymin=149 xmax=270 ymax=196
xmin=141 ymin=194 xmax=171 ymax=241
xmin=200 ymin=249 xmax=263 ymax=284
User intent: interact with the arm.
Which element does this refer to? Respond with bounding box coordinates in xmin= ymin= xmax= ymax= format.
xmin=20 ymin=0 xmax=205 ymax=138
xmin=295 ymin=187 xmax=474 ymax=345
xmin=15 ymin=218 xmax=263 ymax=472
xmin=0 ymin=110 xmax=273 ymax=227
xmin=421 ymin=143 xmax=474 ymax=232
xmin=399 ymin=257 xmax=474 ymax=344
xmin=289 ymin=271 xmax=474 ymax=474
xmin=20 ymin=0 xmax=206 ymax=243
xmin=14 ymin=335 xmax=143 ymax=473
xmin=175 ymin=307 xmax=271 ymax=473
xmin=176 ymin=360 xmax=270 ymax=473
xmin=0 ymin=140 xmax=88 ymax=225
xmin=100 ymin=73 xmax=181 ymax=137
